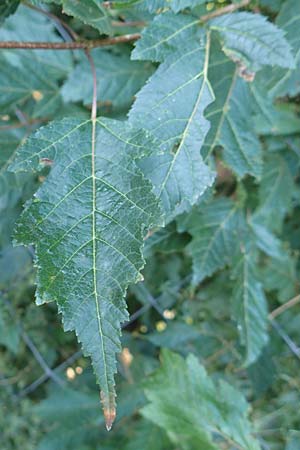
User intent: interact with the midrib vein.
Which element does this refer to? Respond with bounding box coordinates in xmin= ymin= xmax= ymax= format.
xmin=204 ymin=68 xmax=238 ymax=162
xmin=158 ymin=31 xmax=212 ymax=198
xmin=91 ymin=117 xmax=109 ymax=396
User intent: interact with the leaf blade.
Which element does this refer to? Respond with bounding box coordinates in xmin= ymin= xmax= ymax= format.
xmin=130 ymin=30 xmax=215 ymax=221
xmin=9 ymin=117 xmax=161 ymax=425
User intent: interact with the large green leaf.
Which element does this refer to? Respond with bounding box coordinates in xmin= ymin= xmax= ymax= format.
xmin=9 ymin=117 xmax=161 ymax=427
xmin=231 ymin=244 xmax=269 ymax=366
xmin=142 ymin=350 xmax=261 ymax=450
xmin=129 ymin=29 xmax=215 ymax=221
xmin=210 ymin=12 xmax=295 ymax=71
xmin=62 ymin=49 xmax=154 ymax=108
xmin=177 ymin=198 xmax=246 ymax=284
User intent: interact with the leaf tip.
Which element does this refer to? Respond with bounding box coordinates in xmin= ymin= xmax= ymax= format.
xmin=104 ymin=407 xmax=116 ymax=431
xmin=100 ymin=391 xmax=116 ymax=431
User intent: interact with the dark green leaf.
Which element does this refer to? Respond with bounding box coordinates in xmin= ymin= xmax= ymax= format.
xmin=9 ymin=117 xmax=162 ymax=425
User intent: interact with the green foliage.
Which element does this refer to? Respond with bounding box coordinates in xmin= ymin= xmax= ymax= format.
xmin=142 ymin=350 xmax=260 ymax=450
xmin=1 ymin=0 xmax=300 ymax=449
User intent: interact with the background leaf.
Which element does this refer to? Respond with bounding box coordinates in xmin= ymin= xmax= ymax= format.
xmin=142 ymin=350 xmax=261 ymax=450
xmin=210 ymin=12 xmax=295 ymax=71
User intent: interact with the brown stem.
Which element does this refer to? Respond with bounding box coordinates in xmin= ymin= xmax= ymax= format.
xmin=200 ymin=0 xmax=251 ymax=22
xmin=0 ymin=33 xmax=140 ymax=50
xmin=85 ymin=50 xmax=98 ymax=120
xmin=269 ymin=294 xmax=300 ymax=320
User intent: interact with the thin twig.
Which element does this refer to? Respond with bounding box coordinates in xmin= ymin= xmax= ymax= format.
xmin=0 ymin=296 xmax=64 ymax=387
xmin=0 ymin=34 xmax=141 ymax=50
xmin=17 ymin=350 xmax=83 ymax=398
xmin=271 ymin=320 xmax=300 ymax=361
xmin=269 ymin=294 xmax=300 ymax=320
xmin=21 ymin=331 xmax=65 ymax=386
xmin=200 ymin=0 xmax=251 ymax=22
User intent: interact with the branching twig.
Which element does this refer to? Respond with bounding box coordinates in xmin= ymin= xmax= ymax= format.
xmin=0 ymin=296 xmax=64 ymax=387
xmin=17 ymin=350 xmax=83 ymax=398
xmin=0 ymin=34 xmax=141 ymax=50
xmin=21 ymin=331 xmax=65 ymax=386
xmin=269 ymin=294 xmax=300 ymax=320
